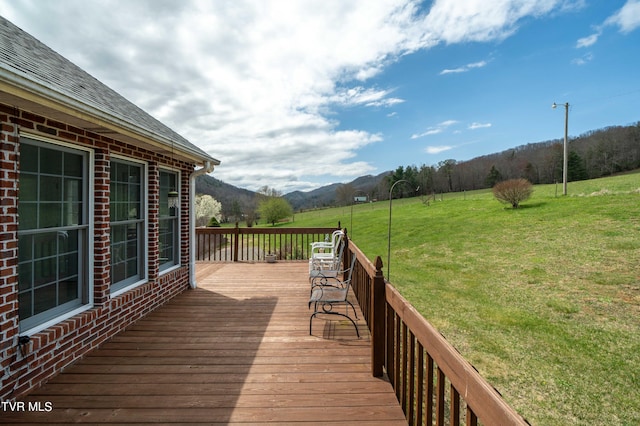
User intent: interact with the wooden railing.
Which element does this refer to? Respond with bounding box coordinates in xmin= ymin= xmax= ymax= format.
xmin=195 ymin=226 xmax=339 ymax=262
xmin=197 ymin=227 xmax=528 ymax=425
xmin=344 ymin=237 xmax=530 ymax=426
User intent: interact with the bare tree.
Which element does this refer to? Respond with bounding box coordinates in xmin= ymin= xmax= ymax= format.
xmin=492 ymin=179 xmax=533 ymax=209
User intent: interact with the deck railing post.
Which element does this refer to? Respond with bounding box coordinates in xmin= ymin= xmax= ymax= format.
xmin=233 ymin=223 xmax=240 ymax=262
xmin=371 ymin=255 xmax=386 ymax=377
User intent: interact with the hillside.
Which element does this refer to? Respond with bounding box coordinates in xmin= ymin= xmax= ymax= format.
xmin=197 ymin=121 xmax=638 ymax=220
xmin=195 ymin=171 xmax=391 ymax=219
xmin=284 ymin=172 xmax=390 ymax=210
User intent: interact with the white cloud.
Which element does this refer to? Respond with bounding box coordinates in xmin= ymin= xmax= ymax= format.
xmin=572 ymin=52 xmax=594 ymax=65
xmin=440 ymin=60 xmax=488 ymax=75
xmin=605 ymin=0 xmax=640 ymax=33
xmin=576 ymin=32 xmax=599 ymax=48
xmin=576 ymin=1 xmax=640 ymax=49
xmin=412 ymin=129 xmax=443 ymax=139
xmin=0 ymin=0 xmax=584 ymax=192
xmin=331 ymin=87 xmax=405 ymax=108
xmin=469 ymin=122 xmax=492 ymax=129
xmin=425 ymin=145 xmax=454 ymax=154
xmin=423 ymin=0 xmax=563 ymax=44
xmin=411 ymin=120 xmax=459 ymax=139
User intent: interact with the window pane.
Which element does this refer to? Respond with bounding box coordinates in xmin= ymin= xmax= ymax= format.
xmin=126 ymin=259 xmax=138 ymax=277
xmin=18 ymin=203 xmax=37 ymax=230
xmin=18 ymin=263 xmax=33 ymax=291
xmin=110 ymin=160 xmax=145 ymax=289
xmin=59 ymin=279 xmax=78 ymax=304
xmin=20 ymin=174 xmax=37 ymax=202
xmin=64 ymin=152 xmax=83 ymax=177
xmin=19 ymin=292 xmax=32 ymax=319
xmin=128 ymin=164 xmax=141 ymax=184
xmin=59 ymin=230 xmax=79 ymax=253
xmin=39 ymin=148 xmax=62 ymax=175
xmin=34 ymin=232 xmax=57 ymax=258
xmin=18 ymin=235 xmax=33 ymax=262
xmin=18 ymin=140 xmax=87 ymax=330
xmin=20 ymin=144 xmax=38 ymax=172
xmin=59 ymin=253 xmax=78 ymax=279
xmin=65 ymin=178 xmax=82 ymax=203
xmin=34 ymin=284 xmax=57 ymax=315
xmin=40 ymin=203 xmax=62 ymax=228
xmin=63 ymin=202 xmax=82 ymax=226
xmin=40 ymin=176 xmax=62 ymax=201
xmin=34 ymin=257 xmax=56 ymax=287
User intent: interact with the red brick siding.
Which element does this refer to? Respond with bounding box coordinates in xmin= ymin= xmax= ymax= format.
xmin=0 ymin=105 xmax=195 ymax=400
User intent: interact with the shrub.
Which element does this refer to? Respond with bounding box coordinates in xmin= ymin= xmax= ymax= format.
xmin=493 ymin=178 xmax=533 ymax=208
xmin=207 ymin=216 xmax=221 ymax=227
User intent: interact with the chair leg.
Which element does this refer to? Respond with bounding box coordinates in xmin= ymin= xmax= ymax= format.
xmin=309 ymin=309 xmax=360 ymax=338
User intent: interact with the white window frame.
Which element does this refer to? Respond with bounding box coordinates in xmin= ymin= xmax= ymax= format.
xmin=158 ymin=169 xmax=181 ymax=273
xmin=17 ymin=133 xmax=94 ymax=336
xmin=109 ymin=155 xmax=149 ymax=298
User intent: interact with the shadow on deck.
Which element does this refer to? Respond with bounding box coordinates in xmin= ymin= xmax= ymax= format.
xmin=3 ymin=262 xmax=405 ymax=425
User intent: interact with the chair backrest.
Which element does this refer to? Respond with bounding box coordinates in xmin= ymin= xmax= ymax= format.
xmin=334 ymin=236 xmax=346 ymax=262
xmin=331 ymin=230 xmax=344 ymax=249
xmin=342 ymin=255 xmax=358 ymax=291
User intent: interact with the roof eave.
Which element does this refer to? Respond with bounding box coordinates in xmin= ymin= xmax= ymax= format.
xmin=0 ymin=69 xmax=220 ymax=168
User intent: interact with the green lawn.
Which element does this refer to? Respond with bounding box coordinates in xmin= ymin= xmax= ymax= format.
xmin=285 ymin=172 xmax=640 ymax=425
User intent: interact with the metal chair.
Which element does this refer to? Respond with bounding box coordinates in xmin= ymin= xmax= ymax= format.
xmin=309 ymin=230 xmax=344 ymax=263
xmin=309 ymin=256 xmax=359 ymax=337
xmin=308 ymin=233 xmax=345 ymax=280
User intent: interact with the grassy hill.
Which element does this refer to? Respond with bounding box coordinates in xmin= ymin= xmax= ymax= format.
xmin=285 ymin=172 xmax=640 ymax=425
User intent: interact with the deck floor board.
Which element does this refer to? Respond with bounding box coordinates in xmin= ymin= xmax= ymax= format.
xmin=4 ymin=262 xmax=406 ymax=425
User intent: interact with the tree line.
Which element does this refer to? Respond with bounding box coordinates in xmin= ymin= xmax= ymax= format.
xmin=339 ymin=122 xmax=640 ymax=202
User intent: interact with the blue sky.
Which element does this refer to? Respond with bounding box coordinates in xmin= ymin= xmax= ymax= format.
xmin=1 ymin=1 xmax=639 ymax=193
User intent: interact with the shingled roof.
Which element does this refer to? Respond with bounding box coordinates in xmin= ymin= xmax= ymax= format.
xmin=0 ymin=16 xmax=219 ymax=166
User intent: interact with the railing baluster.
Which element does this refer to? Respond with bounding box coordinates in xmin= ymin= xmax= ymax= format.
xmin=451 ymin=383 xmax=460 ymax=426
xmin=466 ymin=406 xmax=477 ymax=426
xmin=426 ymin=354 xmax=434 ymax=425
xmin=395 ymin=314 xmax=402 ymax=403
xmin=408 ymin=331 xmax=416 ymax=424
xmin=416 ymin=342 xmax=425 ymax=425
xmin=436 ymin=367 xmax=445 ymax=426
xmin=386 ymin=304 xmax=395 ymax=387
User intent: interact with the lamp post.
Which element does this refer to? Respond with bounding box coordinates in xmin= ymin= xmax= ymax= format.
xmin=387 ymin=180 xmax=418 ymax=282
xmin=552 ymin=102 xmax=569 ymax=196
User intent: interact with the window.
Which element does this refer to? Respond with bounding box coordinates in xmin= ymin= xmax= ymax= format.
xmin=18 ymin=138 xmax=90 ymax=332
xmin=159 ymin=171 xmax=179 ymax=271
xmin=110 ymin=159 xmax=146 ymax=293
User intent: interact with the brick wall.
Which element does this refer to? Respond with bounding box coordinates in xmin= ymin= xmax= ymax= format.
xmin=0 ymin=104 xmax=194 ymax=400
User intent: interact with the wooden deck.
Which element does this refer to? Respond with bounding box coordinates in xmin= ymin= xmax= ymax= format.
xmin=4 ymin=262 xmax=407 ymax=425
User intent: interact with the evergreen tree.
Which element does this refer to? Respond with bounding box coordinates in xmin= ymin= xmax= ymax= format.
xmin=567 ymin=151 xmax=588 ymax=181
xmin=485 ymin=165 xmax=503 ymax=187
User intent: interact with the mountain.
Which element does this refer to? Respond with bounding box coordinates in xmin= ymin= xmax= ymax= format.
xmin=195 ymin=174 xmax=257 ymax=221
xmin=284 ymin=183 xmax=342 ymax=210
xmin=195 ymin=171 xmax=391 ymax=218
xmin=284 ymin=172 xmax=391 ymax=210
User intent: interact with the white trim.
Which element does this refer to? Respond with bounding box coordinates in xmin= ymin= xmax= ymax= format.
xmin=158 ymin=263 xmax=182 ymax=277
xmin=109 ymin=278 xmax=149 ymax=299
xmin=19 ymin=305 xmax=94 ymax=337
xmin=17 ymin=133 xmax=95 ymax=333
xmin=158 ymin=168 xmax=181 ymax=272
xmin=108 ymin=156 xmax=149 ymax=296
xmin=189 ymin=162 xmax=215 ymax=289
xmin=21 ymin=131 xmax=90 ymax=153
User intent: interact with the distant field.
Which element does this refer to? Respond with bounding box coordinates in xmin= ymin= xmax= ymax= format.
xmin=284 ymin=172 xmax=640 ymax=425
